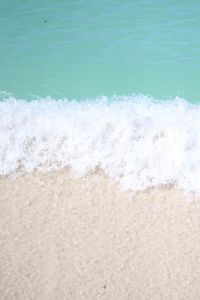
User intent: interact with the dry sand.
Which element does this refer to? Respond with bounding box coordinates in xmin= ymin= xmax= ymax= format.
xmin=0 ymin=168 xmax=200 ymax=300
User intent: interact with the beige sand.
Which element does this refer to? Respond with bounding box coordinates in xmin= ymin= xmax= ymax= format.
xmin=0 ymin=169 xmax=200 ymax=300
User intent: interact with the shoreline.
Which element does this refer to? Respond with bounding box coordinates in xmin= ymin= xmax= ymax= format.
xmin=1 ymin=169 xmax=200 ymax=299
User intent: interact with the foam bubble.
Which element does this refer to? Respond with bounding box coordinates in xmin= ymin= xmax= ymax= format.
xmin=1 ymin=95 xmax=200 ymax=192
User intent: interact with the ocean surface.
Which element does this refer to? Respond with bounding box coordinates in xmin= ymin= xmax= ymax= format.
xmin=1 ymin=1 xmax=200 ymax=192
xmin=1 ymin=0 xmax=200 ymax=101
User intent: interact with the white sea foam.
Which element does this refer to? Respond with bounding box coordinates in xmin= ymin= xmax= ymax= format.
xmin=1 ymin=95 xmax=200 ymax=192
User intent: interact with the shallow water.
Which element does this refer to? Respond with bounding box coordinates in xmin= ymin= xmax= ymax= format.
xmin=1 ymin=1 xmax=200 ymax=193
xmin=1 ymin=0 xmax=200 ymax=101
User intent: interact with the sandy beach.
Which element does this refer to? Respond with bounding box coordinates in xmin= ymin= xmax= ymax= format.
xmin=1 ymin=0 xmax=200 ymax=298
xmin=1 ymin=169 xmax=200 ymax=299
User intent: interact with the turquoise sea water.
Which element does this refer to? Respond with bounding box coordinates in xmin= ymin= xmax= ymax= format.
xmin=1 ymin=0 xmax=200 ymax=102
xmin=2 ymin=1 xmax=200 ymax=192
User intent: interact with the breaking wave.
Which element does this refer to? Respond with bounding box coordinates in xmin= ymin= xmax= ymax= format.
xmin=1 ymin=95 xmax=200 ymax=192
